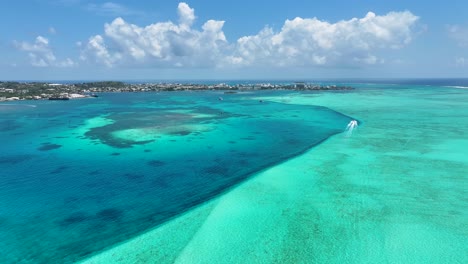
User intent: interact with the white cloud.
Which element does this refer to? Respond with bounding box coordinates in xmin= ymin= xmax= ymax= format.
xmin=58 ymin=58 xmax=75 ymax=67
xmin=82 ymin=35 xmax=122 ymax=67
xmin=87 ymin=2 xmax=141 ymax=17
xmin=49 ymin=27 xmax=57 ymax=35
xmin=178 ymin=2 xmax=196 ymax=27
xmin=81 ymin=2 xmax=227 ymax=67
xmin=448 ymin=25 xmax=468 ymax=47
xmin=353 ymin=55 xmax=383 ymax=65
xmin=230 ymin=11 xmax=418 ymax=67
xmin=455 ymin=57 xmax=466 ymax=67
xmin=81 ymin=3 xmax=419 ymax=68
xmin=14 ymin=36 xmax=75 ymax=67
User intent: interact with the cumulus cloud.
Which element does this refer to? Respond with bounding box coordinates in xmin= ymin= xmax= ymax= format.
xmin=448 ymin=25 xmax=468 ymax=47
xmin=178 ymin=2 xmax=196 ymax=27
xmin=230 ymin=11 xmax=418 ymax=66
xmin=82 ymin=35 xmax=122 ymax=67
xmin=81 ymin=2 xmax=227 ymax=67
xmin=81 ymin=2 xmax=419 ymax=68
xmin=14 ymin=36 xmax=75 ymax=67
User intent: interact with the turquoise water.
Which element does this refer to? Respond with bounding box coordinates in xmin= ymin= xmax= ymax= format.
xmin=0 ymin=91 xmax=353 ymax=263
xmin=83 ymin=84 xmax=467 ymax=264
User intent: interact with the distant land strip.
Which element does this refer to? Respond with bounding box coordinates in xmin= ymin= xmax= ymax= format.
xmin=0 ymin=81 xmax=353 ymax=101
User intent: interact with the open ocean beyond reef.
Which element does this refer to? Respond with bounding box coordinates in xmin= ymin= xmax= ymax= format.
xmin=0 ymin=81 xmax=467 ymax=263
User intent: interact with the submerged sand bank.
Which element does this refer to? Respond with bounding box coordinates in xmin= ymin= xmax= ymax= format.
xmin=83 ymin=86 xmax=468 ymax=263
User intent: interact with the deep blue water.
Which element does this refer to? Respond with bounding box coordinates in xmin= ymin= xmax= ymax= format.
xmin=0 ymin=90 xmax=353 ymax=263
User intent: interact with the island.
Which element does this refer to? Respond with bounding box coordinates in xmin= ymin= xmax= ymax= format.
xmin=0 ymin=81 xmax=353 ymax=101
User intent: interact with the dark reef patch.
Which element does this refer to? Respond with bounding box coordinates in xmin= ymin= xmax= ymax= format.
xmin=59 ymin=212 xmax=91 ymax=227
xmin=0 ymin=120 xmax=22 ymax=132
xmin=83 ymin=108 xmax=229 ymax=148
xmin=38 ymin=143 xmax=62 ymax=151
xmin=202 ymin=165 xmax=229 ymax=176
xmin=151 ymin=177 xmax=169 ymax=188
xmin=124 ymin=173 xmax=145 ymax=181
xmin=285 ymin=139 xmax=302 ymax=146
xmin=0 ymin=154 xmax=35 ymax=164
xmin=147 ymin=160 xmax=166 ymax=167
xmin=169 ymin=130 xmax=191 ymax=136
xmin=237 ymin=159 xmax=250 ymax=166
xmin=96 ymin=208 xmax=124 ymax=221
xmin=50 ymin=166 xmax=69 ymax=174
xmin=88 ymin=170 xmax=101 ymax=175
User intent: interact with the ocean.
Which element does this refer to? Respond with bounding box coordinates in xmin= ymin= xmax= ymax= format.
xmin=1 ymin=81 xmax=467 ymax=263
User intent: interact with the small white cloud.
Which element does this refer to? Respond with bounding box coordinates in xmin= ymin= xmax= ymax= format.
xmin=455 ymin=57 xmax=466 ymax=67
xmin=353 ymin=55 xmax=382 ymax=65
xmin=87 ymin=2 xmax=140 ymax=17
xmin=14 ymin=36 xmax=75 ymax=67
xmin=29 ymin=53 xmax=49 ymax=67
xmin=49 ymin=27 xmax=57 ymax=35
xmin=448 ymin=25 xmax=468 ymax=47
xmin=58 ymin=58 xmax=76 ymax=67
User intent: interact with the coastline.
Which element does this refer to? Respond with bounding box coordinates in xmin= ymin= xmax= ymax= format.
xmin=0 ymin=81 xmax=353 ymax=102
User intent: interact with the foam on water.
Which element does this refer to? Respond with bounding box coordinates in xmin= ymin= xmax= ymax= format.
xmin=444 ymin=85 xmax=468 ymax=89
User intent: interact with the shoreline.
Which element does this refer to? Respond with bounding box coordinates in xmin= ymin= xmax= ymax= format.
xmin=0 ymin=81 xmax=353 ymax=102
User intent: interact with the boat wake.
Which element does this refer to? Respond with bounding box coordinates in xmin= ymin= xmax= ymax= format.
xmin=345 ymin=120 xmax=358 ymax=137
xmin=444 ymin=86 xmax=468 ymax=89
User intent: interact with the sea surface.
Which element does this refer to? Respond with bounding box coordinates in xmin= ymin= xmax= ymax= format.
xmin=1 ymin=82 xmax=467 ymax=263
xmin=0 ymin=90 xmax=352 ymax=263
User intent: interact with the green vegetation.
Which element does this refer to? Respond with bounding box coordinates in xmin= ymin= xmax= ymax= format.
xmin=0 ymin=81 xmax=353 ymax=101
xmin=75 ymin=81 xmax=126 ymax=89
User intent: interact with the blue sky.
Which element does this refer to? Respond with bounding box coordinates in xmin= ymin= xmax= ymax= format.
xmin=1 ymin=0 xmax=467 ymax=80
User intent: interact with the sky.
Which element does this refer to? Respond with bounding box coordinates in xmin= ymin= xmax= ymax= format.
xmin=1 ymin=0 xmax=467 ymax=80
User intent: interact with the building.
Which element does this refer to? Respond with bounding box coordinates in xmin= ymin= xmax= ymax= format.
xmin=294 ymin=82 xmax=306 ymax=89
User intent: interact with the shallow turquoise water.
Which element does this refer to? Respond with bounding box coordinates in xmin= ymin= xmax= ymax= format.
xmin=83 ymin=84 xmax=467 ymax=264
xmin=0 ymin=91 xmax=353 ymax=263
